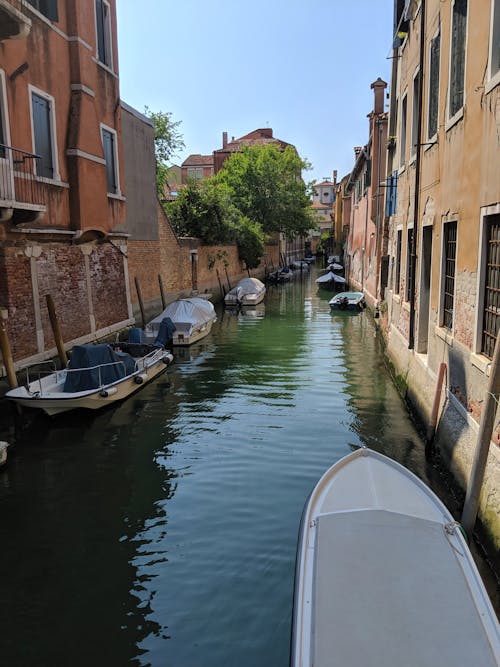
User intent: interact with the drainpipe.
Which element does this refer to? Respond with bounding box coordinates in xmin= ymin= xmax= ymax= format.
xmin=409 ymin=0 xmax=426 ymax=350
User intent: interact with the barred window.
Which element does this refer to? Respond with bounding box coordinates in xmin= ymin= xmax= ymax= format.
xmin=482 ymin=215 xmax=500 ymax=358
xmin=443 ymin=222 xmax=457 ymax=329
xmin=428 ymin=31 xmax=440 ymax=139
xmin=394 ymin=229 xmax=402 ymax=293
xmin=449 ymin=0 xmax=467 ymax=118
xmin=405 ymin=227 xmax=414 ymax=301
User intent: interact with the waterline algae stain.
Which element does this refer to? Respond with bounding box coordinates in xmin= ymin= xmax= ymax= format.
xmin=0 ymin=269 xmax=497 ymax=666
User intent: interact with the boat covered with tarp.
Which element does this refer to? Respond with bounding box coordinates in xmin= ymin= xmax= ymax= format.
xmin=291 ymin=447 xmax=500 ymax=667
xmin=145 ymin=297 xmax=216 ymax=346
xmin=329 ymin=291 xmax=366 ymax=310
xmin=315 ymin=271 xmax=346 ymax=289
xmin=6 ymin=343 xmax=173 ymax=416
xmin=224 ymin=278 xmax=266 ymax=307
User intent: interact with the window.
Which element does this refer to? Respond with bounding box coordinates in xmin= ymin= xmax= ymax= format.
xmin=405 ymin=227 xmax=414 ymax=301
xmin=26 ymin=0 xmax=58 ymax=21
xmin=427 ymin=30 xmax=441 ymax=139
xmin=101 ymin=127 xmax=118 ymax=194
xmin=394 ymin=229 xmax=402 ymax=293
xmin=364 ymin=159 xmax=371 ymax=191
xmin=400 ymin=94 xmax=407 ymax=167
xmin=0 ymin=78 xmax=6 ymax=159
xmin=95 ymin=0 xmax=112 ymax=69
xmin=489 ymin=0 xmax=500 ymax=82
xmin=187 ymin=167 xmax=203 ymax=181
xmin=411 ymin=70 xmax=420 ymax=158
xmin=31 ymin=91 xmax=55 ymax=179
xmin=385 ymin=171 xmax=398 ymax=217
xmin=449 ymin=0 xmax=467 ymax=119
xmin=481 ymin=215 xmax=500 ymax=358
xmin=442 ymin=221 xmax=457 ymax=329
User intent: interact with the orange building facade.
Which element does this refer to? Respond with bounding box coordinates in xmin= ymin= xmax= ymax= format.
xmin=0 ymin=0 xmax=132 ymax=368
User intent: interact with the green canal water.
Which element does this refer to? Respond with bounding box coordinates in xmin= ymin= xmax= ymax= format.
xmin=0 ymin=268 xmax=498 ymax=666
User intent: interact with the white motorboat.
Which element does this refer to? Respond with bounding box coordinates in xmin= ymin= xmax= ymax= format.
xmin=145 ymin=297 xmax=216 ymax=346
xmin=329 ymin=290 xmax=366 ymax=310
xmin=224 ymin=277 xmax=266 ymax=307
xmin=291 ymin=448 xmax=500 ymax=667
xmin=6 ymin=342 xmax=174 ymax=416
xmin=315 ymin=271 xmax=347 ymax=289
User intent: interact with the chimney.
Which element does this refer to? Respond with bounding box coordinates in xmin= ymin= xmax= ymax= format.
xmin=261 ymin=128 xmax=273 ymax=138
xmin=371 ymin=77 xmax=387 ymax=114
xmin=333 ymin=170 xmax=337 ymax=185
xmin=222 ymin=131 xmax=227 ymax=148
xmin=354 ymin=146 xmax=362 ymax=158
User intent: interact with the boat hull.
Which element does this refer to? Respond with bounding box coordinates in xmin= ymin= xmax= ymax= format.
xmin=171 ymin=318 xmax=215 ymax=346
xmin=7 ymin=354 xmax=173 ymax=416
xmin=291 ymin=448 xmax=500 ymax=667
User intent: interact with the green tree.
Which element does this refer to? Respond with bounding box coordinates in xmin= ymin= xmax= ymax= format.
xmin=216 ymin=143 xmax=315 ymax=239
xmin=144 ymin=107 xmax=184 ymax=197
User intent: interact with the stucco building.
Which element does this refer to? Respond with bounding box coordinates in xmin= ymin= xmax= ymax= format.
xmin=382 ymin=0 xmax=500 ymax=548
xmin=0 ymin=0 xmax=132 ymax=369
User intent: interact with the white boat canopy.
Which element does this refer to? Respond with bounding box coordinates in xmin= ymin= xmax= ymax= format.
xmin=315 ymin=271 xmax=346 ymax=284
xmin=149 ymin=297 xmax=215 ymax=329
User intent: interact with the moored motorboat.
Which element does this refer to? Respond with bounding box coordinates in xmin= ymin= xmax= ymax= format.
xmin=315 ymin=271 xmax=346 ymax=289
xmin=224 ymin=277 xmax=266 ymax=307
xmin=329 ymin=290 xmax=366 ymax=310
xmin=290 ymin=448 xmax=500 ymax=667
xmin=6 ymin=342 xmax=174 ymax=416
xmin=144 ymin=297 xmax=217 ymax=346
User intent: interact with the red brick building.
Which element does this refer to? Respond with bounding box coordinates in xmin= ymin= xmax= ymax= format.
xmin=213 ymin=128 xmax=291 ymax=174
xmin=181 ymin=154 xmax=213 ymax=184
xmin=0 ymin=0 xmax=132 ymax=369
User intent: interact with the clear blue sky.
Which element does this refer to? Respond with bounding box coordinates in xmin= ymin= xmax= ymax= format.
xmin=116 ymin=0 xmax=394 ymax=183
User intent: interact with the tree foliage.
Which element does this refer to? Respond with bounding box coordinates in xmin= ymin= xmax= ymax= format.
xmin=144 ymin=107 xmax=184 ymax=197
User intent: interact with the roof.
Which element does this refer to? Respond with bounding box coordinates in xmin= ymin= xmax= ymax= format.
xmin=182 ymin=154 xmax=214 ymax=167
xmin=215 ymin=128 xmax=292 ymax=154
xmin=314 ymin=181 xmax=335 ymax=188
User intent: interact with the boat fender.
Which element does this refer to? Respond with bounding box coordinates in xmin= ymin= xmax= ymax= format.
xmin=100 ymin=387 xmax=118 ymax=398
xmin=162 ymin=354 xmax=173 ymax=365
xmin=134 ymin=373 xmax=147 ymax=385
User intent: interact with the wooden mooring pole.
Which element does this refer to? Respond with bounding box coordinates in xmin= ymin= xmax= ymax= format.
xmin=461 ymin=332 xmax=500 ymax=540
xmin=158 ymin=274 xmax=167 ymax=310
xmin=224 ymin=268 xmax=231 ymax=292
xmin=46 ymin=294 xmax=68 ymax=367
xmin=425 ymin=362 xmax=447 ymax=456
xmin=134 ymin=277 xmax=146 ymax=328
xmin=216 ymin=269 xmax=225 ymax=299
xmin=0 ymin=308 xmax=18 ymax=389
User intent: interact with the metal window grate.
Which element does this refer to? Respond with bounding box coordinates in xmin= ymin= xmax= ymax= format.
xmin=482 ymin=216 xmax=500 ymax=359
xmin=443 ymin=222 xmax=457 ymax=329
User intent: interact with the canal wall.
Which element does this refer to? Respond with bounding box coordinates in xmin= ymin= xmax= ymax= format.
xmin=376 ymin=308 xmax=500 ymax=560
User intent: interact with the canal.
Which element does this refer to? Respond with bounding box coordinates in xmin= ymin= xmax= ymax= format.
xmin=0 ymin=267 xmax=498 ymax=666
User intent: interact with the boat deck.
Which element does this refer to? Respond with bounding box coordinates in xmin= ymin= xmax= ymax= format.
xmin=313 ymin=508 xmax=498 ymax=666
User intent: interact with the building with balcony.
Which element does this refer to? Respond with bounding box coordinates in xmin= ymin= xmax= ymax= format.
xmin=0 ymin=0 xmax=132 ymax=369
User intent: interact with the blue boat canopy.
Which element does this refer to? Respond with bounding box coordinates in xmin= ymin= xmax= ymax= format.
xmin=63 ymin=344 xmax=136 ymax=393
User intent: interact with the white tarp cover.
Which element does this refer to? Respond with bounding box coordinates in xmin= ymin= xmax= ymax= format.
xmin=235 ymin=277 xmax=265 ymax=298
xmin=149 ymin=298 xmax=215 ymax=332
xmin=327 ymin=262 xmax=344 ymax=271
xmin=316 ymin=271 xmax=346 ymax=284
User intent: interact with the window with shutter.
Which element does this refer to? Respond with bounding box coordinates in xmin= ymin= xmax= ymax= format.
xmin=96 ymin=0 xmax=112 ymax=68
xmin=26 ymin=0 xmax=59 ymax=21
xmin=411 ymin=70 xmax=420 ymax=157
xmin=32 ymin=93 xmax=54 ymax=179
xmin=427 ymin=31 xmax=440 ymax=139
xmin=449 ymin=0 xmax=467 ymax=118
xmin=400 ymin=95 xmax=407 ymax=167
xmin=102 ymin=128 xmax=117 ymax=194
xmin=394 ymin=229 xmax=402 ymax=294
xmin=405 ymin=227 xmax=414 ymax=301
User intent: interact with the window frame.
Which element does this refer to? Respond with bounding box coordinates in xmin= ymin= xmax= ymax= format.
xmin=447 ymin=0 xmax=468 ymax=125
xmin=100 ymin=123 xmax=120 ymax=196
xmin=487 ymin=0 xmax=500 ymax=91
xmin=29 ymin=85 xmax=60 ymax=181
xmin=405 ymin=225 xmax=414 ymax=302
xmin=95 ymin=0 xmax=113 ymax=71
xmin=427 ymin=27 xmax=441 ymax=141
xmin=0 ymin=70 xmax=11 ymax=159
xmin=394 ymin=227 xmax=403 ymax=295
xmin=440 ymin=220 xmax=458 ymax=331
xmin=410 ymin=67 xmax=421 ymax=160
xmin=475 ymin=204 xmax=500 ymax=358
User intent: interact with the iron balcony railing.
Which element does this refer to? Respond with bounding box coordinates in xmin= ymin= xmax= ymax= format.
xmin=0 ymin=144 xmax=46 ymax=208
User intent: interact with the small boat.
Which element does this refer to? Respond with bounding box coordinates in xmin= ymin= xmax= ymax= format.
xmin=329 ymin=290 xmax=366 ymax=310
xmin=145 ymin=297 xmax=216 ymax=346
xmin=6 ymin=342 xmax=174 ymax=416
xmin=303 ymin=255 xmax=316 ymax=264
xmin=224 ymin=277 xmax=266 ymax=307
xmin=326 ymin=262 xmax=343 ymax=271
xmin=291 ymin=448 xmax=500 ymax=667
xmin=315 ymin=271 xmax=347 ymax=289
xmin=267 ymin=267 xmax=293 ymax=284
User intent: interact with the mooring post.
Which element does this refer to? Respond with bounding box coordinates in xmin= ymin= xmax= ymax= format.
xmin=0 ymin=308 xmax=18 ymax=389
xmin=216 ymin=269 xmax=225 ymax=299
xmin=158 ymin=274 xmax=167 ymax=310
xmin=46 ymin=294 xmax=68 ymax=367
xmin=225 ymin=268 xmax=231 ymax=291
xmin=461 ymin=333 xmax=500 ymax=540
xmin=134 ymin=277 xmax=146 ymax=328
xmin=425 ymin=362 xmax=447 ymax=456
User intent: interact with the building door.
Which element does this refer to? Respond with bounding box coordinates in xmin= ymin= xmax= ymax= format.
xmin=417 ymin=225 xmax=433 ymax=353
